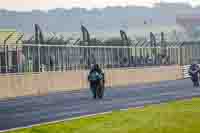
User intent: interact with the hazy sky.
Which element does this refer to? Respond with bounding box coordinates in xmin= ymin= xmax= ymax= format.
xmin=0 ymin=0 xmax=199 ymax=11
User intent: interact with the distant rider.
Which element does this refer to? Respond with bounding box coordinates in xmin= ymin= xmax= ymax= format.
xmin=188 ymin=62 xmax=200 ymax=87
xmin=88 ymin=64 xmax=104 ymax=99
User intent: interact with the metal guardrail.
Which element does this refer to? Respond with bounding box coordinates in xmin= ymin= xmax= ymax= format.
xmin=182 ymin=65 xmax=190 ymax=78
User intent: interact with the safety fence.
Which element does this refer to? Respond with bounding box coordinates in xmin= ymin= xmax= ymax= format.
xmin=0 ymin=44 xmax=179 ymax=73
xmin=0 ymin=42 xmax=200 ymax=73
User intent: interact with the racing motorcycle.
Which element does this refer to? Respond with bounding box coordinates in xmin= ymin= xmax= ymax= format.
xmin=189 ymin=67 xmax=200 ymax=87
xmin=88 ymin=71 xmax=105 ymax=99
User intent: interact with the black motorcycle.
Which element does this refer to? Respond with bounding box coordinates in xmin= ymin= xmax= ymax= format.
xmin=189 ymin=69 xmax=200 ymax=87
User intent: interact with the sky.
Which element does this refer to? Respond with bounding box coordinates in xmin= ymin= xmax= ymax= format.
xmin=0 ymin=0 xmax=199 ymax=11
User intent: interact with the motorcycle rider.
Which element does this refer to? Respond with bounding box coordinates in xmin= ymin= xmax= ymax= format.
xmin=188 ymin=61 xmax=200 ymax=87
xmin=88 ymin=64 xmax=104 ymax=99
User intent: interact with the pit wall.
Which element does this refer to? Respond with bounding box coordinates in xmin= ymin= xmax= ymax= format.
xmin=0 ymin=65 xmax=183 ymax=99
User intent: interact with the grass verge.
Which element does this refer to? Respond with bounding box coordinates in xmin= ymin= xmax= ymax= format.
xmin=5 ymin=98 xmax=200 ymax=133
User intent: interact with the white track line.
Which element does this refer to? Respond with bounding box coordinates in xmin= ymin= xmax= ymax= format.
xmin=1 ymin=93 xmax=198 ymax=133
xmin=1 ymin=88 xmax=199 ymax=132
xmin=0 ymin=108 xmax=132 ymax=133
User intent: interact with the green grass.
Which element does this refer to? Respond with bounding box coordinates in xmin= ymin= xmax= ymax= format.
xmin=5 ymin=98 xmax=200 ymax=133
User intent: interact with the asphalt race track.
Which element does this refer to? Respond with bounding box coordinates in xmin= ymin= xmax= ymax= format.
xmin=0 ymin=79 xmax=200 ymax=131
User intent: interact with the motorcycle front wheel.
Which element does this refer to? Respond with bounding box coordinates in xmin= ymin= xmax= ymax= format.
xmin=96 ymin=82 xmax=104 ymax=99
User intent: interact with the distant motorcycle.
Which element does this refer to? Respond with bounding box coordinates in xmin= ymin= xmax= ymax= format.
xmin=189 ymin=68 xmax=200 ymax=87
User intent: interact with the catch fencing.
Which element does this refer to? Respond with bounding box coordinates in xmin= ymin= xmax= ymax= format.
xmin=0 ymin=42 xmax=199 ymax=73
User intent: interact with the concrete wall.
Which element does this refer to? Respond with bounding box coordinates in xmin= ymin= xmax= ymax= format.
xmin=0 ymin=65 xmax=183 ymax=99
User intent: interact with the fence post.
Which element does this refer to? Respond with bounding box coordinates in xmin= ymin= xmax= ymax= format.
xmin=179 ymin=46 xmax=183 ymax=65
xmin=4 ymin=45 xmax=8 ymax=73
xmin=38 ymin=44 xmax=41 ymax=72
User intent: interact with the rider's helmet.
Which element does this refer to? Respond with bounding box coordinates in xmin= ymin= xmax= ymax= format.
xmin=94 ymin=64 xmax=99 ymax=69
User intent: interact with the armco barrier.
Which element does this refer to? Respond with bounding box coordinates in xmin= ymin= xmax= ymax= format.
xmin=182 ymin=65 xmax=190 ymax=78
xmin=0 ymin=65 xmax=183 ymax=99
